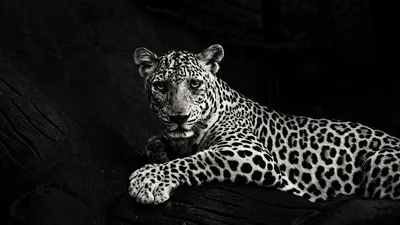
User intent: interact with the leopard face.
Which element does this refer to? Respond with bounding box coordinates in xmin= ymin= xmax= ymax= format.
xmin=146 ymin=52 xmax=212 ymax=139
xmin=134 ymin=45 xmax=224 ymax=140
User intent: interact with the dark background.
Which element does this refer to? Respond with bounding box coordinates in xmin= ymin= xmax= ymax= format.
xmin=1 ymin=0 xmax=399 ymax=224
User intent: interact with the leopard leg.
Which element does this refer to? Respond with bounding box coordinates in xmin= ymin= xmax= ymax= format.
xmin=129 ymin=133 xmax=283 ymax=205
xmin=145 ymin=135 xmax=171 ymax=163
xmin=360 ymin=148 xmax=400 ymax=199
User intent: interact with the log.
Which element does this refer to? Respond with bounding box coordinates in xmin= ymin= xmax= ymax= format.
xmin=0 ymin=52 xmax=143 ymax=224
xmin=110 ymin=183 xmax=400 ymax=225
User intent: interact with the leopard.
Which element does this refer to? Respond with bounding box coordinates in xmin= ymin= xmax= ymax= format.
xmin=129 ymin=44 xmax=400 ymax=205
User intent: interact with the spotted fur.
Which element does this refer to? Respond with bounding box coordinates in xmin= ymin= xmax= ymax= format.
xmin=129 ymin=44 xmax=400 ymax=205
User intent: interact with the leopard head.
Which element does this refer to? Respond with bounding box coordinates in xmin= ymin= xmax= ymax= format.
xmin=134 ymin=44 xmax=224 ymax=140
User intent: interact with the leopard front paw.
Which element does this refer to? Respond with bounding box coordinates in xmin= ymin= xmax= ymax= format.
xmin=128 ymin=164 xmax=179 ymax=205
xmin=145 ymin=135 xmax=170 ymax=163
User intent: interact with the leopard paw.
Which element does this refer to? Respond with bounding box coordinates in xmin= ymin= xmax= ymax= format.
xmin=146 ymin=135 xmax=170 ymax=163
xmin=129 ymin=164 xmax=179 ymax=205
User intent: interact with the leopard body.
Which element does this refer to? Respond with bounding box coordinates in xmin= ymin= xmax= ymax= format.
xmin=129 ymin=44 xmax=400 ymax=204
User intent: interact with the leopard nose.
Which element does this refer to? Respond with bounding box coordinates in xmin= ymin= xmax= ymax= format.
xmin=169 ymin=114 xmax=190 ymax=124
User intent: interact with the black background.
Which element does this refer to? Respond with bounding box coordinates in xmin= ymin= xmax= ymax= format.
xmin=1 ymin=0 xmax=399 ymax=224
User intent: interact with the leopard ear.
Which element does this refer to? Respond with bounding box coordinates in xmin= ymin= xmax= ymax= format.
xmin=197 ymin=44 xmax=224 ymax=74
xmin=133 ymin=47 xmax=158 ymax=77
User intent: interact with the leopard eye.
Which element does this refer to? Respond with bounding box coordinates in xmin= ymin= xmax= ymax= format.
xmin=190 ymin=79 xmax=202 ymax=89
xmin=153 ymin=81 xmax=166 ymax=91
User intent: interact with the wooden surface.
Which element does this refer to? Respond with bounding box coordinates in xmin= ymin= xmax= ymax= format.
xmin=111 ymin=183 xmax=400 ymax=225
xmin=0 ymin=52 xmax=140 ymax=224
